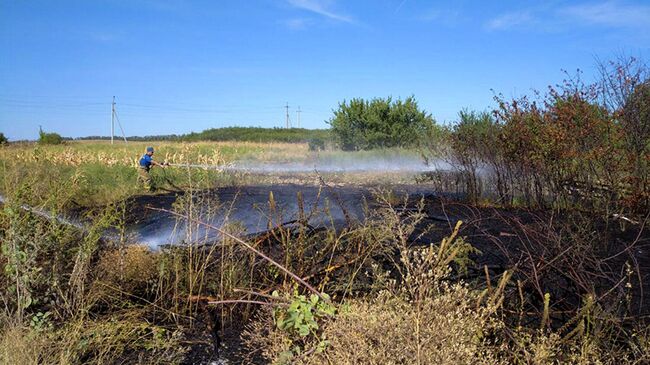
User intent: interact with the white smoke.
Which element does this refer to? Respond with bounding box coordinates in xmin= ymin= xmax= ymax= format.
xmin=228 ymin=154 xmax=450 ymax=173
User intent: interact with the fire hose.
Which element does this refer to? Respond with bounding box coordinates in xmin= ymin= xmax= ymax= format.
xmin=164 ymin=163 xmax=226 ymax=170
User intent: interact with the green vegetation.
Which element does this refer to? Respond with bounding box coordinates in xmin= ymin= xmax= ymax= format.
xmin=1 ymin=57 xmax=648 ymax=364
xmin=0 ymin=140 xmax=429 ymax=208
xmin=328 ymin=96 xmax=438 ymax=151
xmin=620 ymin=79 xmax=650 ymax=201
xmin=0 ymin=140 xmax=311 ymax=207
xmin=0 ymin=133 xmax=7 ymax=145
xmin=422 ymin=57 xmax=649 ymax=213
xmin=0 ymin=191 xmax=190 ymax=364
xmin=446 ymin=109 xmax=496 ymax=201
xmin=1 ymin=143 xmax=648 ymax=363
xmin=182 ymin=126 xmax=331 ymax=144
xmin=77 ymin=126 xmax=332 ymax=144
xmin=38 ymin=127 xmax=64 ymax=145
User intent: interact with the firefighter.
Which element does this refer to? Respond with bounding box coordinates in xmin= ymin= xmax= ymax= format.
xmin=138 ymin=146 xmax=166 ymax=191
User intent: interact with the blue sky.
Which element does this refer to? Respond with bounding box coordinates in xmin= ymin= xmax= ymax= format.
xmin=1 ymin=0 xmax=649 ymax=140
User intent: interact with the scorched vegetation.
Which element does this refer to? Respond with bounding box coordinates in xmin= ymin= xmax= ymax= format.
xmin=0 ymin=56 xmax=649 ymax=364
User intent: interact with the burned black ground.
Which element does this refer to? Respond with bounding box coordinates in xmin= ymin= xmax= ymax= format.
xmin=113 ymin=183 xmax=649 ymax=363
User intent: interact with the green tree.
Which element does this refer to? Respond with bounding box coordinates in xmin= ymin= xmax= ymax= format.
xmin=0 ymin=133 xmax=7 ymax=145
xmin=328 ymin=96 xmax=435 ymax=150
xmin=38 ymin=127 xmax=63 ymax=145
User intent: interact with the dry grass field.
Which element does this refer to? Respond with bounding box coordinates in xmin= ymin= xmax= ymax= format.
xmin=0 ymin=139 xmax=648 ymax=364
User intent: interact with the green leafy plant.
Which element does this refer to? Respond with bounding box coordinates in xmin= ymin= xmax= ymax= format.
xmin=273 ymin=291 xmax=335 ymax=337
xmin=29 ymin=311 xmax=52 ymax=332
xmin=271 ymin=290 xmax=336 ymax=363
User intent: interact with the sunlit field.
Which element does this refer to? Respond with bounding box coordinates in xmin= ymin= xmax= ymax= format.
xmin=0 ymin=140 xmax=429 ymax=207
xmin=1 ymin=57 xmax=649 ymax=364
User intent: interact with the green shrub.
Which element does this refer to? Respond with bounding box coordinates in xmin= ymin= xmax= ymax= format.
xmin=0 ymin=133 xmax=7 ymax=145
xmin=328 ymin=96 xmax=437 ymax=151
xmin=38 ymin=127 xmax=64 ymax=145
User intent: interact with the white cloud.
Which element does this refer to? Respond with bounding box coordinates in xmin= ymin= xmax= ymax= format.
xmin=560 ymin=1 xmax=650 ymax=28
xmin=86 ymin=31 xmax=123 ymax=43
xmin=284 ymin=18 xmax=312 ymax=30
xmin=286 ymin=0 xmax=354 ymax=23
xmin=420 ymin=9 xmax=441 ymax=21
xmin=486 ymin=11 xmax=534 ymax=30
xmin=395 ymin=0 xmax=408 ymax=13
xmin=486 ymin=1 xmax=650 ymax=32
xmin=418 ymin=8 xmax=463 ymax=26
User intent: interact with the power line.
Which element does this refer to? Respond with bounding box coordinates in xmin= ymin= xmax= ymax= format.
xmin=0 ymin=94 xmax=332 ymax=133
xmin=113 ymin=109 xmax=128 ymax=144
xmin=0 ymin=96 xmax=298 ymax=115
xmin=285 ymin=102 xmax=291 ymax=128
xmin=111 ymin=96 xmax=127 ymax=144
xmin=296 ymin=106 xmax=301 ymax=128
xmin=0 ymin=94 xmax=108 ymax=103
xmin=120 ymin=102 xmax=282 ymax=113
xmin=111 ymin=97 xmax=115 ymax=145
xmin=0 ymin=100 xmax=107 ymax=111
xmin=0 ymin=98 xmax=106 ymax=107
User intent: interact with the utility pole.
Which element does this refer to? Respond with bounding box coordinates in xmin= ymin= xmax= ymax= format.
xmin=111 ymin=96 xmax=116 ymax=145
xmin=296 ymin=106 xmax=301 ymax=128
xmin=285 ymin=102 xmax=290 ymax=129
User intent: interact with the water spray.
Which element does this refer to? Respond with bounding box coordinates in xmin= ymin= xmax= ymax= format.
xmin=0 ymin=194 xmax=85 ymax=230
xmin=0 ymin=194 xmax=120 ymax=242
xmin=165 ymin=163 xmax=227 ymax=171
xmin=162 ymin=156 xmax=442 ymax=174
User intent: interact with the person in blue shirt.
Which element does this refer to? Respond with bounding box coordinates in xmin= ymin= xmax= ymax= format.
xmin=138 ymin=146 xmax=166 ymax=191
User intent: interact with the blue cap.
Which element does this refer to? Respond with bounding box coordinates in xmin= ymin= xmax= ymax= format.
xmin=146 ymin=146 xmax=154 ymax=153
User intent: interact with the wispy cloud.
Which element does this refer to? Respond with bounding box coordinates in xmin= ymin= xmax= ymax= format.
xmin=206 ymin=67 xmax=259 ymax=76
xmin=418 ymin=8 xmax=463 ymax=26
xmin=284 ymin=18 xmax=312 ymax=30
xmin=486 ymin=11 xmax=534 ymax=30
xmin=419 ymin=9 xmax=442 ymax=22
xmin=486 ymin=1 xmax=650 ymax=32
xmin=286 ymin=0 xmax=354 ymax=23
xmin=560 ymin=1 xmax=650 ymax=28
xmin=115 ymin=0 xmax=186 ymax=12
xmin=85 ymin=30 xmax=124 ymax=43
xmin=395 ymin=0 xmax=408 ymax=13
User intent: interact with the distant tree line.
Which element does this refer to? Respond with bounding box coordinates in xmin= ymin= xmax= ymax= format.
xmin=76 ymin=134 xmax=183 ymax=141
xmin=69 ymin=97 xmax=440 ymax=151
xmin=76 ymin=127 xmax=331 ymax=144
xmin=181 ymin=127 xmax=330 ymax=143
